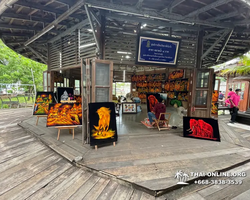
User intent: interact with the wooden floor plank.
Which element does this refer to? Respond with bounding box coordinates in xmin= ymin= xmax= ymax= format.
xmin=178 ymin=192 xmax=206 ymax=200
xmin=96 ymin=181 xmax=119 ymax=200
xmin=49 ymin=170 xmax=93 ymax=200
xmin=231 ymin=188 xmax=250 ymax=200
xmin=0 ymin=150 xmax=54 ymax=183
xmin=129 ymin=190 xmax=142 ymax=200
xmin=0 ymin=142 xmax=46 ymax=164
xmin=26 ymin=167 xmax=77 ymax=200
xmin=111 ymin=184 xmax=134 ymax=200
xmin=82 ymin=178 xmax=110 ymax=200
xmin=0 ymin=161 xmax=72 ymax=200
xmin=0 ymin=153 xmax=62 ymax=195
xmin=68 ymin=175 xmax=101 ymax=200
xmin=41 ymin=170 xmax=82 ymax=200
xmin=139 ymin=192 xmax=156 ymax=200
xmin=1 ymin=137 xmax=35 ymax=152
xmin=0 ymin=147 xmax=50 ymax=173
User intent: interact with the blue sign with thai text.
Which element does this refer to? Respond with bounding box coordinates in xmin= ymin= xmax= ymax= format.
xmin=137 ymin=36 xmax=180 ymax=66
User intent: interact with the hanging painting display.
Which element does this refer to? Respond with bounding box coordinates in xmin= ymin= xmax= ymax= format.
xmin=168 ymin=69 xmax=184 ymax=80
xmin=89 ymin=102 xmax=118 ymax=146
xmin=57 ymin=87 xmax=74 ymax=102
xmin=146 ymin=93 xmax=162 ymax=112
xmin=183 ymin=117 xmax=220 ymax=142
xmin=122 ymin=102 xmax=137 ymax=114
xmin=46 ymin=103 xmax=82 ymax=127
xmin=33 ymin=92 xmax=55 ymax=115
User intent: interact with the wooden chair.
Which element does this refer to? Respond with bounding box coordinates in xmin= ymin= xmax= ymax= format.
xmin=154 ymin=113 xmax=171 ymax=131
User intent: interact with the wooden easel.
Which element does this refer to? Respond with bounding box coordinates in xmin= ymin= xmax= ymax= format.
xmin=55 ymin=126 xmax=77 ymax=140
xmin=36 ymin=115 xmax=47 ymax=126
xmin=95 ymin=142 xmax=116 ymax=150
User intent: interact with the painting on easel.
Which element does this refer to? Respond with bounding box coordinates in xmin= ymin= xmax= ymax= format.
xmin=89 ymin=102 xmax=118 ymax=146
xmin=57 ymin=87 xmax=74 ymax=102
xmin=46 ymin=103 xmax=82 ymax=127
xmin=33 ymin=92 xmax=55 ymax=115
xmin=183 ymin=117 xmax=220 ymax=142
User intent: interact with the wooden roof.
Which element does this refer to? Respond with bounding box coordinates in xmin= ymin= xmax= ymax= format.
xmin=1 ymin=0 xmax=250 ymax=69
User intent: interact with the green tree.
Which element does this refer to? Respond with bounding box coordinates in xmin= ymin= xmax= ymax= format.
xmin=0 ymin=40 xmax=47 ymax=92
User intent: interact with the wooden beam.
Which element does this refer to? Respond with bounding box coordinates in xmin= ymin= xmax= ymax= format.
xmin=25 ymin=0 xmax=85 ymax=46
xmin=85 ymin=0 xmax=233 ymax=28
xmin=170 ymin=0 xmax=185 ymax=12
xmin=204 ymin=29 xmax=225 ymax=39
xmin=208 ymin=10 xmax=239 ymax=21
xmin=184 ymin=0 xmax=233 ymax=18
xmin=1 ymin=12 xmax=68 ymax=26
xmin=196 ymin=30 xmax=204 ymax=68
xmin=216 ymin=29 xmax=234 ymax=62
xmin=105 ymin=13 xmax=199 ymax=31
xmin=0 ymin=0 xmax=18 ymax=15
xmin=136 ymin=0 xmax=144 ymax=9
xmin=0 ymin=23 xmax=44 ymax=31
xmin=89 ymin=8 xmax=101 ymax=26
xmin=27 ymin=46 xmax=47 ymax=64
xmin=202 ymin=29 xmax=230 ymax=59
xmin=15 ymin=0 xmax=81 ymax=20
xmin=84 ymin=4 xmax=99 ymax=51
xmin=49 ymin=18 xmax=89 ymax=43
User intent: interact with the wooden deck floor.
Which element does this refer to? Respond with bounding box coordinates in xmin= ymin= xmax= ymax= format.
xmin=0 ymin=108 xmax=162 ymax=200
xmin=18 ymin=108 xmax=250 ymax=197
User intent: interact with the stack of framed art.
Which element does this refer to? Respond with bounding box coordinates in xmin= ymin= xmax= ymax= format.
xmin=89 ymin=102 xmax=118 ymax=149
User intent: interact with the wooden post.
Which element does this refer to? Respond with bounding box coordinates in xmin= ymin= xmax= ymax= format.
xmin=196 ymin=30 xmax=204 ymax=69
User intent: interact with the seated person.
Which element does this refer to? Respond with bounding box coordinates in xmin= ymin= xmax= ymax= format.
xmin=148 ymin=99 xmax=166 ymax=126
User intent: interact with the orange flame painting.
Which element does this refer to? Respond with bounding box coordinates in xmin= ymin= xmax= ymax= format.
xmin=46 ymin=103 xmax=82 ymax=127
xmin=91 ymin=107 xmax=115 ymax=139
xmin=33 ymin=92 xmax=55 ymax=115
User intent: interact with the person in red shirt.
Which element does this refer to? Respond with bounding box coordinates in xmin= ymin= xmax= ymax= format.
xmin=148 ymin=99 xmax=166 ymax=125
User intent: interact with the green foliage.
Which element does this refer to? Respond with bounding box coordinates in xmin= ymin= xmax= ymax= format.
xmin=220 ymin=53 xmax=250 ymax=75
xmin=0 ymin=40 xmax=47 ymax=91
xmin=170 ymin=99 xmax=182 ymax=107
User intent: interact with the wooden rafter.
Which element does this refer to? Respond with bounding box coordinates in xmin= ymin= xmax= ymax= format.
xmin=25 ymin=0 xmax=85 ymax=46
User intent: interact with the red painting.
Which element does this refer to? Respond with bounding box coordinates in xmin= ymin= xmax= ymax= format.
xmin=183 ymin=117 xmax=220 ymax=142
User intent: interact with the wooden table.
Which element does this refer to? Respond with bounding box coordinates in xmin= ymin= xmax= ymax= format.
xmin=55 ymin=126 xmax=77 ymax=140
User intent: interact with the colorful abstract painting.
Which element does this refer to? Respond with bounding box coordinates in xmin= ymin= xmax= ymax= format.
xmin=33 ymin=92 xmax=55 ymax=115
xmin=122 ymin=103 xmax=137 ymax=114
xmin=46 ymin=103 xmax=82 ymax=127
xmin=183 ymin=117 xmax=220 ymax=142
xmin=89 ymin=102 xmax=118 ymax=146
xmin=57 ymin=87 xmax=74 ymax=102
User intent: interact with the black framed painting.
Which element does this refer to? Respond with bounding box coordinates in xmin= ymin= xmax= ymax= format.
xmin=57 ymin=87 xmax=74 ymax=103
xmin=89 ymin=102 xmax=118 ymax=146
xmin=33 ymin=92 xmax=55 ymax=115
xmin=146 ymin=93 xmax=162 ymax=112
xmin=183 ymin=117 xmax=220 ymax=142
xmin=46 ymin=103 xmax=82 ymax=127
xmin=122 ymin=102 xmax=137 ymax=114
